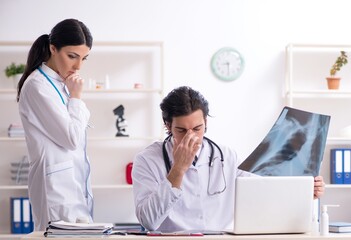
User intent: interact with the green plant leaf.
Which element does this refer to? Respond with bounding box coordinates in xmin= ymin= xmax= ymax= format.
xmin=330 ymin=51 xmax=348 ymax=76
xmin=4 ymin=62 xmax=25 ymax=77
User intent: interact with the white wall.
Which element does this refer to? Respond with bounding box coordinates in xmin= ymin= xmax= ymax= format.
xmin=1 ymin=0 xmax=351 ymax=160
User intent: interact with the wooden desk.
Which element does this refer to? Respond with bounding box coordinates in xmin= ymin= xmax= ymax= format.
xmin=21 ymin=231 xmax=351 ymax=239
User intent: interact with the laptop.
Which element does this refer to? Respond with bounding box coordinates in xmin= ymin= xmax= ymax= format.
xmin=230 ymin=176 xmax=314 ymax=235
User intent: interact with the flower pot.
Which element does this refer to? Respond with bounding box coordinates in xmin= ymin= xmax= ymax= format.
xmin=326 ymin=77 xmax=341 ymax=90
xmin=11 ymin=73 xmax=22 ymax=89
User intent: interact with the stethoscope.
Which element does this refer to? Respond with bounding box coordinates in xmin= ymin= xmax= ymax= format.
xmin=38 ymin=67 xmax=95 ymax=129
xmin=162 ymin=135 xmax=227 ymax=195
xmin=38 ymin=67 xmax=67 ymax=105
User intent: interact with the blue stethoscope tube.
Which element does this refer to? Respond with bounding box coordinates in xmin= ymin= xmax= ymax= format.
xmin=38 ymin=67 xmax=66 ymax=105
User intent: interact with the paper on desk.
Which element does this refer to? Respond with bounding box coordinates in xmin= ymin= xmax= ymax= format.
xmin=48 ymin=220 xmax=113 ymax=230
xmin=44 ymin=220 xmax=113 ymax=237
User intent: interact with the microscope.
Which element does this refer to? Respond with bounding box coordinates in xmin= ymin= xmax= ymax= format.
xmin=113 ymin=105 xmax=129 ymax=137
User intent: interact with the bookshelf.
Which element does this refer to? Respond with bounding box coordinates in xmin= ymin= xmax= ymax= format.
xmin=285 ymin=43 xmax=351 ymax=222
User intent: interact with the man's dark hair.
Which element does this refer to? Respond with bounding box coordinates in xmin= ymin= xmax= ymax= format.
xmin=160 ymin=86 xmax=209 ymax=128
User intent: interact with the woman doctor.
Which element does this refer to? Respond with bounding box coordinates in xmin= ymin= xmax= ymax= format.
xmin=17 ymin=19 xmax=93 ymax=231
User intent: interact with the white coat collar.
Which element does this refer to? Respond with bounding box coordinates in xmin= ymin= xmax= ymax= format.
xmin=41 ymin=63 xmax=64 ymax=83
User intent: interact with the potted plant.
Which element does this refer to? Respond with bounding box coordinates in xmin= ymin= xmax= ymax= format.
xmin=326 ymin=51 xmax=348 ymax=89
xmin=4 ymin=62 xmax=25 ymax=88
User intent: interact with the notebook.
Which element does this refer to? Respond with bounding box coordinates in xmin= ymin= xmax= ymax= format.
xmin=230 ymin=176 xmax=314 ymax=235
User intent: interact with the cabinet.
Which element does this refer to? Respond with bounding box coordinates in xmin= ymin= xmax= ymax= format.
xmin=0 ymin=41 xmax=164 ymax=235
xmin=285 ymin=43 xmax=351 ymax=222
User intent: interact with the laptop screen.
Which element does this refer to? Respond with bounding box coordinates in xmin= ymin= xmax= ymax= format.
xmin=232 ymin=176 xmax=314 ymax=235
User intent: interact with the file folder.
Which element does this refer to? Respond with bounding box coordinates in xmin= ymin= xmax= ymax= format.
xmin=29 ymin=201 xmax=34 ymax=232
xmin=331 ymin=149 xmax=343 ymax=184
xmin=22 ymin=198 xmax=32 ymax=233
xmin=10 ymin=197 xmax=22 ymax=234
xmin=343 ymin=149 xmax=351 ymax=184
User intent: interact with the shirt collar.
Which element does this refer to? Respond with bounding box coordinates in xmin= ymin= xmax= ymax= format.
xmin=41 ymin=63 xmax=64 ymax=83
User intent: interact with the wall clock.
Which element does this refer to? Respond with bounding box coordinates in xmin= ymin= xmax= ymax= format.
xmin=210 ymin=47 xmax=245 ymax=81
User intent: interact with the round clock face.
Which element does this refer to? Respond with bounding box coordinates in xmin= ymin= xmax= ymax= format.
xmin=211 ymin=47 xmax=245 ymax=81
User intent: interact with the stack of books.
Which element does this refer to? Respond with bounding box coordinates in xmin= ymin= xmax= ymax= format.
xmin=113 ymin=223 xmax=142 ymax=231
xmin=8 ymin=123 xmax=25 ymax=138
xmin=11 ymin=156 xmax=29 ymax=185
xmin=329 ymin=222 xmax=351 ymax=233
xmin=44 ymin=221 xmax=113 ymax=237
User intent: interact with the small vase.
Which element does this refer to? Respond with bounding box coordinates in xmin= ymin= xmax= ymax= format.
xmin=12 ymin=74 xmax=23 ymax=89
xmin=326 ymin=77 xmax=340 ymax=90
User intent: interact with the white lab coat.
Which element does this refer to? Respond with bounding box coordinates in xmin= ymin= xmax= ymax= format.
xmin=18 ymin=63 xmax=93 ymax=231
xmin=132 ymin=137 xmax=254 ymax=232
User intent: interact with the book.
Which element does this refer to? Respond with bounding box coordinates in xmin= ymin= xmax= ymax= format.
xmin=44 ymin=220 xmax=113 ymax=237
xmin=8 ymin=123 xmax=25 ymax=137
xmin=329 ymin=222 xmax=351 ymax=233
xmin=238 ymin=106 xmax=330 ymax=176
xmin=113 ymin=222 xmax=142 ymax=231
xmin=111 ymin=223 xmax=144 ymax=235
xmin=10 ymin=156 xmax=29 ymax=185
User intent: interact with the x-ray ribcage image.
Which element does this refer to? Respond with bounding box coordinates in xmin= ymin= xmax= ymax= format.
xmin=239 ymin=107 xmax=330 ymax=176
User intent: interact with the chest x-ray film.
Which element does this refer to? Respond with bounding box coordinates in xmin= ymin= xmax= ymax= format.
xmin=239 ymin=107 xmax=330 ymax=176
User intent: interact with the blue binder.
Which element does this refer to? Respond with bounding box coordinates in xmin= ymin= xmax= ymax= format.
xmin=331 ymin=149 xmax=343 ymax=184
xmin=22 ymin=198 xmax=32 ymax=233
xmin=29 ymin=200 xmax=34 ymax=232
xmin=10 ymin=197 xmax=22 ymax=234
xmin=343 ymin=149 xmax=351 ymax=184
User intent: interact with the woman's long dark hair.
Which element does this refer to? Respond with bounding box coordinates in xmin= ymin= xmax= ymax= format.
xmin=16 ymin=18 xmax=93 ymax=102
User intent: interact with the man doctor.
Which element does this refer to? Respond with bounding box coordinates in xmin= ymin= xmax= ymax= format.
xmin=132 ymin=86 xmax=325 ymax=232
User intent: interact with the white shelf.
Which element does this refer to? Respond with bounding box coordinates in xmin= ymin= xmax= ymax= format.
xmin=0 ymin=136 xmax=339 ymax=143
xmin=0 ymin=88 xmax=163 ymax=94
xmin=326 ymin=184 xmax=351 ymax=189
xmin=0 ymin=137 xmax=24 ymax=141
xmin=286 ymin=43 xmax=351 ymax=52
xmin=0 ymin=89 xmax=16 ymax=93
xmin=0 ymin=40 xmax=164 ymax=47
xmin=285 ymin=43 xmax=351 ymax=222
xmin=0 ymin=185 xmax=27 ymax=190
xmin=84 ymin=88 xmax=163 ymax=94
xmin=327 ymin=138 xmax=351 ymax=145
xmin=0 ymin=233 xmax=23 ymax=239
xmin=286 ymin=90 xmax=351 ymax=98
xmin=0 ymin=136 xmax=161 ymax=141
